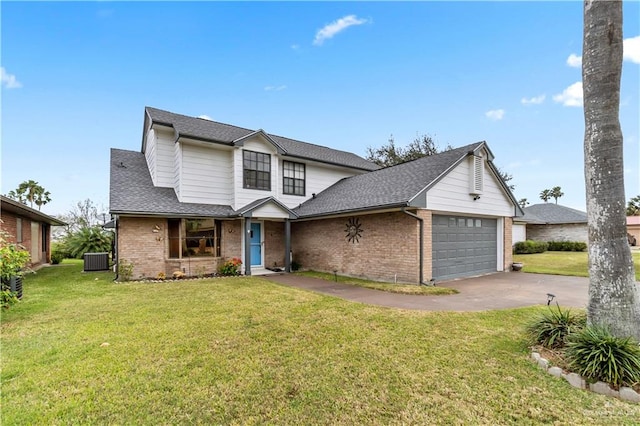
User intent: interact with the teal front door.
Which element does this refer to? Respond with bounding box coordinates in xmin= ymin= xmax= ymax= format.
xmin=250 ymin=223 xmax=262 ymax=266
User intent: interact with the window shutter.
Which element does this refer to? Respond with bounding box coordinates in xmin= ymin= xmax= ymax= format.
xmin=469 ymin=155 xmax=484 ymax=195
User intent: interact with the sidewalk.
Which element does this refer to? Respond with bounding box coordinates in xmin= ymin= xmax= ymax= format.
xmin=264 ymin=272 xmax=590 ymax=311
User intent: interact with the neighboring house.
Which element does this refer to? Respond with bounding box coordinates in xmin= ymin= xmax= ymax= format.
xmin=627 ymin=216 xmax=640 ymax=246
xmin=0 ymin=195 xmax=66 ymax=267
xmin=512 ymin=203 xmax=588 ymax=245
xmin=110 ymin=107 xmax=522 ymax=283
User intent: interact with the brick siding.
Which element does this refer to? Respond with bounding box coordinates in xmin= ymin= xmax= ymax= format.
xmin=0 ymin=211 xmax=50 ymax=266
xmin=291 ymin=211 xmax=421 ymax=283
xmin=264 ymin=221 xmax=286 ymax=269
xmin=527 ymin=223 xmax=588 ymax=243
xmin=503 ymin=217 xmax=513 ymax=269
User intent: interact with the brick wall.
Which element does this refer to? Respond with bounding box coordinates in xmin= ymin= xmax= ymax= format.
xmin=221 ymin=220 xmax=241 ymax=259
xmin=527 ymin=223 xmax=588 ymax=243
xmin=503 ymin=217 xmax=513 ymax=269
xmin=119 ymin=217 xmax=242 ymax=279
xmin=291 ymin=211 xmax=421 ymax=283
xmin=1 ymin=211 xmax=39 ymax=265
xmin=417 ymin=210 xmax=432 ymax=280
xmin=264 ymin=221 xmax=285 ymax=268
xmin=118 ymin=217 xmax=167 ymax=279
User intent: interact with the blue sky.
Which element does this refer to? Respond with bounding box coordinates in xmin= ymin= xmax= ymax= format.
xmin=2 ymin=1 xmax=639 ymax=216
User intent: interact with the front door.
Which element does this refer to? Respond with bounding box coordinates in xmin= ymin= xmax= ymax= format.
xmin=250 ymin=222 xmax=262 ymax=266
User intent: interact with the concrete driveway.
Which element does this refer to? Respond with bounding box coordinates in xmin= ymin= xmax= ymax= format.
xmin=264 ymin=272 xmax=590 ymax=312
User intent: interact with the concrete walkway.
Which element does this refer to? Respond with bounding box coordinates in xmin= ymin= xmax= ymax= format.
xmin=264 ymin=272 xmax=590 ymax=312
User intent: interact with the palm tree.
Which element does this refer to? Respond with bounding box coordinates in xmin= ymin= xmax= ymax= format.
xmin=10 ymin=180 xmax=51 ymax=210
xmin=583 ymin=0 xmax=640 ymax=339
xmin=551 ymin=186 xmax=564 ymax=204
xmin=539 ymin=189 xmax=552 ymax=203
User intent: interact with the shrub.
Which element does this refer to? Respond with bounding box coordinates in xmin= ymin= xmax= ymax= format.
xmin=565 ymin=325 xmax=640 ymax=387
xmin=547 ymin=241 xmax=587 ymax=252
xmin=513 ymin=240 xmax=548 ymax=254
xmin=291 ymin=260 xmax=301 ymax=272
xmin=0 ymin=224 xmax=30 ymax=309
xmin=66 ymin=226 xmax=112 ymax=259
xmin=50 ymin=241 xmax=71 ymax=264
xmin=1 ymin=288 xmax=19 ymax=309
xmin=526 ymin=304 xmax=586 ymax=348
xmin=219 ymin=258 xmax=242 ymax=276
xmin=117 ymin=259 xmax=134 ymax=282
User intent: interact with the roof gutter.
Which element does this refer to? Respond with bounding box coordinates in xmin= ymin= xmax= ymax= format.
xmin=401 ymin=208 xmax=425 ymax=285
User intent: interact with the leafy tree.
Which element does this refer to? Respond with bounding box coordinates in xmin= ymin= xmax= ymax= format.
xmin=551 ymin=186 xmax=564 ymax=204
xmin=627 ymin=195 xmax=640 ymax=216
xmin=6 ymin=180 xmax=51 ymax=210
xmin=539 ymin=189 xmax=552 ymax=203
xmin=66 ymin=226 xmax=112 ymax=259
xmin=583 ymin=0 xmax=639 ymax=340
xmin=518 ymin=198 xmax=530 ymax=209
xmin=54 ymin=199 xmax=106 ymax=240
xmin=366 ymin=134 xmax=514 ymax=190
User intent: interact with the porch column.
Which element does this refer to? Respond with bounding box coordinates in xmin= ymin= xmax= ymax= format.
xmin=284 ymin=219 xmax=291 ymax=272
xmin=244 ymin=217 xmax=252 ymax=276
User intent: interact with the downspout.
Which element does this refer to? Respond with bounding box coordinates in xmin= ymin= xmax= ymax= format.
xmin=113 ymin=215 xmax=119 ymax=281
xmin=401 ymin=208 xmax=424 ymax=285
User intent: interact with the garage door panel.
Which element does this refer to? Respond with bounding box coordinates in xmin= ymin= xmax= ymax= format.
xmin=433 ymin=215 xmax=498 ymax=280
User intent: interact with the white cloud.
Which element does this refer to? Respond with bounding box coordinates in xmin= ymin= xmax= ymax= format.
xmin=198 ymin=115 xmax=213 ymax=121
xmin=567 ymin=53 xmax=582 ymax=68
xmin=624 ymin=35 xmax=640 ymax=64
xmin=521 ymin=94 xmax=546 ymax=105
xmin=313 ymin=15 xmax=368 ymax=46
xmin=1 ymin=67 xmax=22 ymax=89
xmin=291 ymin=44 xmax=300 ymax=50
xmin=485 ymin=109 xmax=505 ymax=121
xmin=264 ymin=85 xmax=287 ymax=92
xmin=553 ymin=81 xmax=583 ymax=107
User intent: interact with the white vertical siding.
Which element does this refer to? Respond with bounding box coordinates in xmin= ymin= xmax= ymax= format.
xmin=180 ymin=143 xmax=233 ymax=205
xmin=426 ymin=156 xmax=515 ymax=217
xmin=144 ymin=128 xmax=157 ymax=185
xmin=173 ymin=141 xmax=182 ymax=199
xmin=155 ymin=129 xmax=175 ymax=188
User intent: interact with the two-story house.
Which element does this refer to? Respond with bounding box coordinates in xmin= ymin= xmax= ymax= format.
xmin=110 ymin=107 xmax=522 ymax=283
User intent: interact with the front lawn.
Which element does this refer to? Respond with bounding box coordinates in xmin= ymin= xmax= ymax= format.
xmin=514 ymin=251 xmax=640 ymax=281
xmin=2 ymin=262 xmax=639 ymax=424
xmin=295 ymin=270 xmax=458 ymax=295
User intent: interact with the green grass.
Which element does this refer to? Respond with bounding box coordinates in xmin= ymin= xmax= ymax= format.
xmin=513 ymin=251 xmax=640 ymax=281
xmin=295 ymin=270 xmax=458 ymax=295
xmin=2 ymin=261 xmax=640 ymax=424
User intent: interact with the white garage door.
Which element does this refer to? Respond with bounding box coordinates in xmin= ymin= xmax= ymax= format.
xmin=432 ymin=215 xmax=497 ymax=280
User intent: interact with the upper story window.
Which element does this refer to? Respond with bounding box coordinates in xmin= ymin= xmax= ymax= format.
xmin=243 ymin=150 xmax=271 ymax=191
xmin=283 ymin=161 xmax=305 ymax=196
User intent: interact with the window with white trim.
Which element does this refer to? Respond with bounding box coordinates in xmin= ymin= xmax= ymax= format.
xmin=283 ymin=161 xmax=305 ymax=196
xmin=243 ymin=150 xmax=271 ymax=191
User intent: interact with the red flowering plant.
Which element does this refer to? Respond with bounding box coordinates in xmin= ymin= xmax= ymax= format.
xmin=218 ymin=257 xmax=242 ymax=276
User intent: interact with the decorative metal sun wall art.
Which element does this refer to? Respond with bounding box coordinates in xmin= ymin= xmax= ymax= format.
xmin=345 ymin=217 xmax=363 ymax=243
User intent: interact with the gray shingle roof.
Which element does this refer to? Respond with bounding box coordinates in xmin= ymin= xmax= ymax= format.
xmin=522 ymin=203 xmax=587 ymax=224
xmin=109 ymin=148 xmax=235 ymax=217
xmin=145 ymin=107 xmax=378 ymax=171
xmin=293 ymin=142 xmax=486 ymax=218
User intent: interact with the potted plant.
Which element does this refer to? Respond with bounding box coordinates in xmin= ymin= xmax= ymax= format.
xmin=512 ymin=262 xmax=524 ymax=272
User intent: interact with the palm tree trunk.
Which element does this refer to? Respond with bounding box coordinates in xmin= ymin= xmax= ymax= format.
xmin=583 ymin=0 xmax=640 ymax=339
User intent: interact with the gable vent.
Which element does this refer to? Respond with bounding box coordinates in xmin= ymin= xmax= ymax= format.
xmin=469 ymin=155 xmax=484 ymax=195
